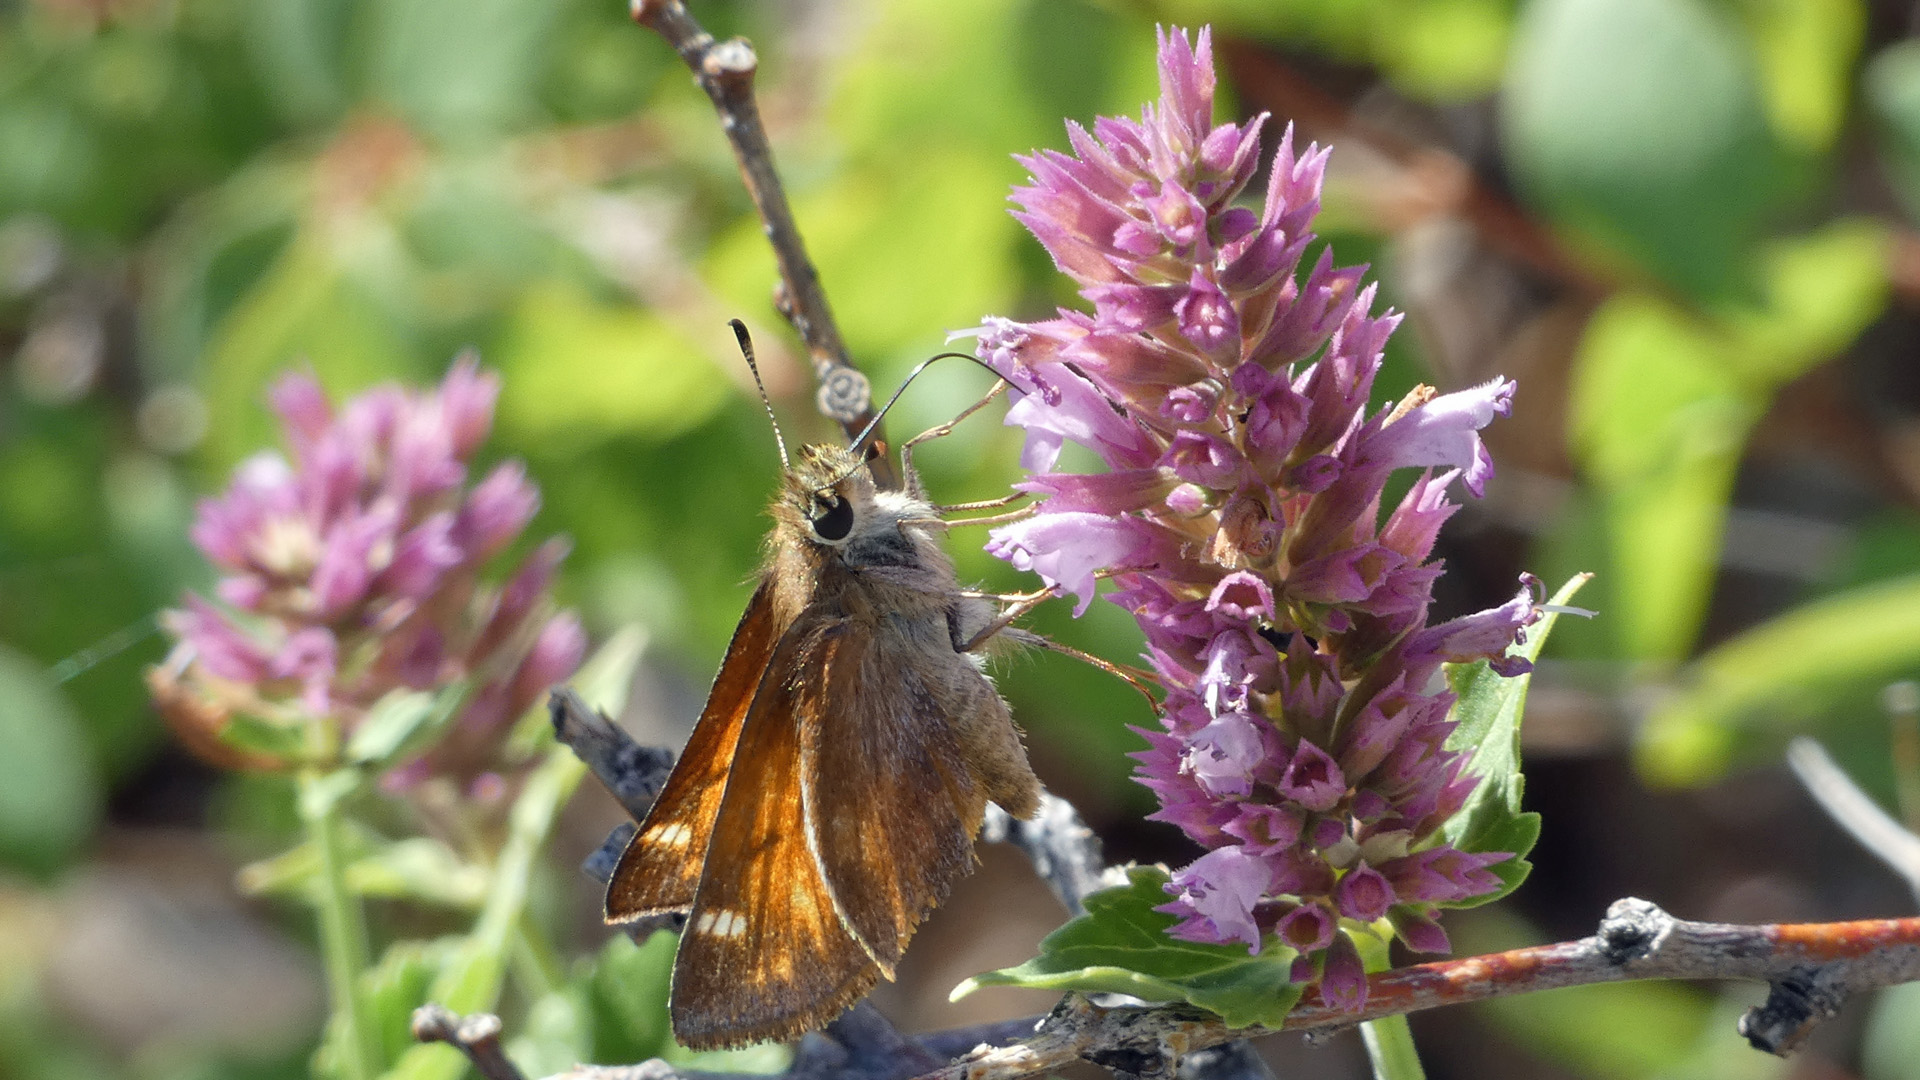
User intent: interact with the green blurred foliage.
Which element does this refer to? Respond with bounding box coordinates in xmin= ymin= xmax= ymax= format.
xmin=6 ymin=0 xmax=1920 ymax=1075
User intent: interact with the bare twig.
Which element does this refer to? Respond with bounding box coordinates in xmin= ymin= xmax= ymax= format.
xmin=980 ymin=794 xmax=1115 ymax=917
xmin=1787 ymin=736 xmax=1920 ymax=905
xmin=413 ymin=1004 xmax=529 ymax=1080
xmin=550 ymin=688 xmax=676 ymax=821
xmin=552 ymin=688 xmax=685 ymax=941
xmin=628 ymin=0 xmax=890 ymax=485
xmin=909 ymin=899 xmax=1920 ymax=1080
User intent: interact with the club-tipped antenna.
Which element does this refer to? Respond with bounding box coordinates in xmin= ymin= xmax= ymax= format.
xmin=730 ymin=319 xmax=789 ymax=469
xmin=847 ymin=351 xmax=1001 ymax=457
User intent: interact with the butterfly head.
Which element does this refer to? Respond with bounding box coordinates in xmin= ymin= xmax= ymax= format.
xmin=781 ymin=443 xmax=883 ymax=550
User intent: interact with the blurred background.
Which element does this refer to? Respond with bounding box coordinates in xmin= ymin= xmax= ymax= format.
xmin=7 ymin=0 xmax=1920 ymax=1077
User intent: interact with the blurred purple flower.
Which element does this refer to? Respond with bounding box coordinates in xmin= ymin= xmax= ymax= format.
xmin=973 ymin=26 xmax=1539 ymax=1008
xmin=151 ymin=356 xmax=583 ymax=783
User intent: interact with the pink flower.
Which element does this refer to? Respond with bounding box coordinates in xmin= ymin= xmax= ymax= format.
xmin=974 ymin=25 xmax=1537 ymax=1001
xmin=153 ymin=358 xmax=581 ymax=782
xmin=1157 ymin=846 xmax=1274 ymax=953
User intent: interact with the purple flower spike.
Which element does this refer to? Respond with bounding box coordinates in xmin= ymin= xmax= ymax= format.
xmin=1318 ymin=933 xmax=1369 ymax=1011
xmin=1158 ymin=846 xmax=1274 ymax=953
xmin=971 ymin=24 xmax=1536 ymax=1006
xmin=1274 ymin=902 xmax=1337 ymax=954
xmin=154 ymin=359 xmax=582 ymax=784
xmin=1334 ymin=864 xmax=1395 ymax=923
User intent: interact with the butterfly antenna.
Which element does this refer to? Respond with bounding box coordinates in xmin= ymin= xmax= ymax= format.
xmin=847 ymin=351 xmax=1000 ymax=457
xmin=730 ymin=319 xmax=789 ymax=469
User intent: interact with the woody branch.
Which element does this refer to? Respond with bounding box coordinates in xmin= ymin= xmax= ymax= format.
xmin=627 ymin=0 xmax=891 ymax=485
xmin=424 ymin=905 xmax=1920 ymax=1080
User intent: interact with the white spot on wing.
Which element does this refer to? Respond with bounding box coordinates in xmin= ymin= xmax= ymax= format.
xmin=651 ymin=822 xmax=692 ymax=848
xmin=695 ymin=910 xmax=747 ymax=939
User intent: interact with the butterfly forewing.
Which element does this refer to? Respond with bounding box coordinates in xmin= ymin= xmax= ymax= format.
xmin=802 ymin=621 xmax=982 ymax=969
xmin=670 ymin=610 xmax=881 ymax=1050
xmin=606 ymin=578 xmax=781 ymax=922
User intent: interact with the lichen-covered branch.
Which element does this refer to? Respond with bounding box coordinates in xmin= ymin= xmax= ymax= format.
xmin=627 ymin=0 xmax=887 ymax=484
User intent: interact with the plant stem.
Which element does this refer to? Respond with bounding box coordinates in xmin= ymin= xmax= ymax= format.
xmin=300 ymin=767 xmax=381 ymax=1080
xmin=389 ymin=745 xmax=589 ymax=1080
xmin=1355 ymin=931 xmax=1426 ymax=1080
xmin=513 ymin=908 xmax=567 ymax=1000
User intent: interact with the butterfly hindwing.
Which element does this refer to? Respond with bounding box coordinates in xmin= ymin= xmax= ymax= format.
xmin=669 ymin=610 xmax=880 ymax=1050
xmin=802 ymin=617 xmax=983 ymax=970
xmin=605 ymin=577 xmax=781 ymax=922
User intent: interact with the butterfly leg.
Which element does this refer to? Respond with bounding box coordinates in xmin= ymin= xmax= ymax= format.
xmin=900 ymin=380 xmax=1022 ymax=509
xmin=956 ymin=588 xmax=1161 ymax=706
xmin=904 ymin=502 xmax=1038 ymax=533
xmin=1001 ymin=627 xmax=1161 ymax=706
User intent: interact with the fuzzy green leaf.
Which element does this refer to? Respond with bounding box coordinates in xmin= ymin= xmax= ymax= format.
xmin=1438 ymin=574 xmax=1591 ymax=907
xmin=954 ymin=866 xmax=1302 ymax=1030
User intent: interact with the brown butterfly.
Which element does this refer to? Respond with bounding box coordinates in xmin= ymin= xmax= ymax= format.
xmin=604 ymin=325 xmax=1044 ymax=1050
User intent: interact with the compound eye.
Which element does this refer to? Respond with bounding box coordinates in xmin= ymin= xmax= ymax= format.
xmin=809 ymin=494 xmax=854 ymax=542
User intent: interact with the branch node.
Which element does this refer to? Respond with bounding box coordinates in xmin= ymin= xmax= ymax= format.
xmin=1086 ymin=1043 xmax=1173 ymax=1080
xmin=703 ymin=38 xmax=756 ymax=80
xmin=412 ymin=1005 xmax=526 ymax=1080
xmin=1598 ymin=897 xmax=1671 ymax=964
xmin=816 ymin=366 xmax=874 ymax=426
xmin=1738 ymin=966 xmax=1844 ymax=1057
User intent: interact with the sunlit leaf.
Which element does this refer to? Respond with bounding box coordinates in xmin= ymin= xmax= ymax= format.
xmin=1734 ymin=0 xmax=1865 ymax=153
xmin=1439 ymin=574 xmax=1590 ymax=906
xmin=1639 ymin=573 xmax=1920 ymax=785
xmin=492 ymin=282 xmax=728 ymax=449
xmin=954 ymin=865 xmax=1304 ymax=1030
xmin=1568 ymin=294 xmax=1754 ymax=660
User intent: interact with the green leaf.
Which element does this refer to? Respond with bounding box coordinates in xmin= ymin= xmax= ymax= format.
xmin=492 ymin=283 xmax=728 ymax=451
xmin=1567 ymin=293 xmax=1757 ymax=660
xmin=704 ymin=151 xmax=1023 ymax=368
xmin=363 ymin=938 xmax=463 ymax=1068
xmin=587 ymin=932 xmax=677 ymax=1064
xmin=364 ymin=0 xmax=556 ymax=140
xmin=1567 ymin=222 xmax=1887 ymax=662
xmin=1735 ymin=0 xmax=1865 ymax=154
xmin=345 ymin=682 xmax=472 ymax=768
xmin=1503 ymin=0 xmax=1786 ymax=299
xmin=0 ymin=647 xmax=100 ymax=873
xmin=1639 ymin=573 xmax=1920 ymax=785
xmin=199 ymin=229 xmax=416 ymax=471
xmin=954 ymin=866 xmax=1303 ymax=1030
xmin=1862 ymin=980 xmax=1920 ymax=1080
xmin=346 ymin=838 xmax=487 ymax=909
xmin=344 ymin=690 xmax=435 ymax=766
xmin=1437 ymin=575 xmax=1590 ymax=906
xmin=507 ymin=985 xmax=594 ymax=1079
xmin=217 ymin=710 xmax=316 ymax=764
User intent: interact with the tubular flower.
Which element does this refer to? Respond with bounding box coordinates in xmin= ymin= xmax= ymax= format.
xmin=969 ymin=27 xmax=1538 ymax=1005
xmin=150 ymin=356 xmax=584 ymax=784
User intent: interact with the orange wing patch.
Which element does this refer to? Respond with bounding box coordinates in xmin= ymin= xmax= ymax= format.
xmin=668 ymin=615 xmax=881 ymax=1050
xmin=606 ymin=578 xmax=782 ymax=922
